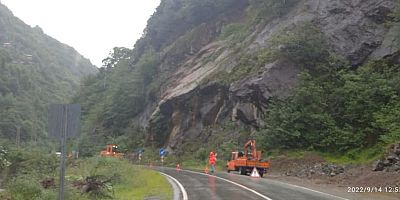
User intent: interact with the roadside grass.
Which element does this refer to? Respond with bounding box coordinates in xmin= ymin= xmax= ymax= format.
xmin=322 ymin=145 xmax=385 ymax=164
xmin=114 ymin=167 xmax=172 ymax=200
xmin=68 ymin=157 xmax=172 ymax=200
xmin=266 ymin=149 xmax=307 ymax=160
xmin=0 ymin=150 xmax=172 ymax=200
xmin=263 ymin=145 xmax=385 ymax=165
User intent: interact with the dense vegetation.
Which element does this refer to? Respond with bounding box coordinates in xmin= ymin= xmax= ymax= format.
xmin=257 ymin=23 xmax=400 ymax=154
xmin=0 ymin=3 xmax=96 ymax=145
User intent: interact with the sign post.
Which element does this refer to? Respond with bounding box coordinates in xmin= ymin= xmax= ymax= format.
xmin=48 ymin=104 xmax=81 ymax=200
xmin=159 ymin=148 xmax=167 ymax=166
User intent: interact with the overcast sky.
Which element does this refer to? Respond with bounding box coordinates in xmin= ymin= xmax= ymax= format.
xmin=1 ymin=0 xmax=161 ymax=67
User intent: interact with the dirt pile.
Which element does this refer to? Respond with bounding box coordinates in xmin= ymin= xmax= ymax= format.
xmin=269 ymin=152 xmax=400 ymax=187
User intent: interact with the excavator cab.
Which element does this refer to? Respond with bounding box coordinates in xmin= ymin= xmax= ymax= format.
xmin=230 ymin=151 xmax=244 ymax=161
xmin=112 ymin=145 xmax=120 ymax=153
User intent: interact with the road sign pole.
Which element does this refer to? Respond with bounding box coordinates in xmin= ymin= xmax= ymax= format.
xmin=59 ymin=105 xmax=68 ymax=200
xmin=48 ymin=104 xmax=80 ymax=200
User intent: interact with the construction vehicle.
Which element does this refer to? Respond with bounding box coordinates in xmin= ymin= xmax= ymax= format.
xmin=100 ymin=144 xmax=124 ymax=158
xmin=226 ymin=139 xmax=269 ymax=177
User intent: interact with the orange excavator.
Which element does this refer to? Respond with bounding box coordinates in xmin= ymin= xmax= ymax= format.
xmin=100 ymin=144 xmax=124 ymax=158
xmin=226 ymin=139 xmax=269 ymax=177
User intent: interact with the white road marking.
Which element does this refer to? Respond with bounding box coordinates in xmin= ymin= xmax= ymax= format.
xmin=160 ymin=172 xmax=189 ymax=200
xmin=184 ymin=169 xmax=349 ymax=200
xmin=181 ymin=169 xmax=273 ymax=200
xmin=266 ymin=179 xmax=349 ymax=200
xmin=164 ymin=175 xmax=181 ymax=200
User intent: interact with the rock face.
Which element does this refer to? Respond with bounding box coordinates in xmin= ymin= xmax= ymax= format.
xmin=229 ymin=59 xmax=300 ymax=128
xmin=145 ymin=0 xmax=399 ymax=152
xmin=315 ymin=0 xmax=396 ymax=66
xmin=253 ymin=0 xmax=397 ymax=66
xmin=150 ymin=83 xmax=231 ymax=152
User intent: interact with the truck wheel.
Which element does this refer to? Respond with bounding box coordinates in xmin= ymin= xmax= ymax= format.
xmin=240 ymin=167 xmax=246 ymax=175
xmin=227 ymin=169 xmax=231 ymax=173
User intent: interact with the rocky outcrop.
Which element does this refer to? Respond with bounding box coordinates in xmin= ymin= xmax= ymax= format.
xmin=151 ymin=59 xmax=301 ymax=153
xmin=148 ymin=83 xmax=231 ymax=153
xmin=145 ymin=0 xmax=399 ymax=151
xmin=253 ymin=0 xmax=397 ymax=66
xmin=373 ymin=143 xmax=400 ymax=172
xmin=230 ymin=59 xmax=300 ymax=128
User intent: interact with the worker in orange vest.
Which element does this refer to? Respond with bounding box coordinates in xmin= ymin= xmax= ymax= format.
xmin=209 ymin=151 xmax=217 ymax=173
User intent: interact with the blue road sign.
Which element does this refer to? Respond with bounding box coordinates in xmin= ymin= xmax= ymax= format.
xmin=159 ymin=148 xmax=166 ymax=157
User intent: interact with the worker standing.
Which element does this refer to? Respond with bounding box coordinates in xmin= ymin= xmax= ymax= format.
xmin=209 ymin=151 xmax=217 ymax=173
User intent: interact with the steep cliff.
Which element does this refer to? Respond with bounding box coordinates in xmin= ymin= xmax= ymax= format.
xmin=77 ymin=0 xmax=399 ymax=156
xmin=145 ymin=0 xmax=398 ymax=154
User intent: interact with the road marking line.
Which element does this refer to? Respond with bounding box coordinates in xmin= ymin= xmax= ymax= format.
xmin=181 ymin=169 xmax=273 ymax=200
xmin=164 ymin=175 xmax=180 ymax=200
xmin=266 ymin=179 xmax=349 ymax=200
xmin=160 ymin=172 xmax=188 ymax=200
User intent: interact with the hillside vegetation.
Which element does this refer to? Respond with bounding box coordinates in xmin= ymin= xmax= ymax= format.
xmin=0 ymin=3 xmax=96 ymax=145
xmin=258 ymin=23 xmax=400 ymax=153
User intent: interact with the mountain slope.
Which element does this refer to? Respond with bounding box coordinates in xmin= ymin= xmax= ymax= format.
xmin=0 ymin=3 xmax=97 ymax=143
xmin=77 ymin=0 xmax=400 ymax=157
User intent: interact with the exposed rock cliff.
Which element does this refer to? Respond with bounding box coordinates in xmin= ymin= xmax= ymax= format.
xmin=143 ymin=0 xmax=398 ymax=154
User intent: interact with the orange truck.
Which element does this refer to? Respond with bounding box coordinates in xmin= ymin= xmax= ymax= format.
xmin=226 ymin=140 xmax=269 ymax=177
xmin=100 ymin=144 xmax=124 ymax=158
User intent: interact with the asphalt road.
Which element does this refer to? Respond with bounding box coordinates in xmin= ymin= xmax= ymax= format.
xmin=157 ymin=167 xmax=349 ymax=200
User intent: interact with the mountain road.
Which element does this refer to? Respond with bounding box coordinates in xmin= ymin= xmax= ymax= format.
xmin=157 ymin=167 xmax=352 ymax=200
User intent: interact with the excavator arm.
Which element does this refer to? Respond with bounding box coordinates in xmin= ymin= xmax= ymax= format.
xmin=243 ymin=140 xmax=257 ymax=159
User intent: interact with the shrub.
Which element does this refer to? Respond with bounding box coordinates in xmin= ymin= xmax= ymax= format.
xmin=271 ymin=22 xmax=330 ymax=70
xmin=8 ymin=175 xmax=42 ymax=200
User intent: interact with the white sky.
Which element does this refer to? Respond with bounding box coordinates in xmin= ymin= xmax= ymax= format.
xmin=1 ymin=0 xmax=161 ymax=67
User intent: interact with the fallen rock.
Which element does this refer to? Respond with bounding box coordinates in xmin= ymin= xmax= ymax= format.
xmin=371 ymin=143 xmax=400 ymax=171
xmin=372 ymin=160 xmax=384 ymax=171
xmin=387 ymin=154 xmax=399 ymax=162
xmin=321 ymin=164 xmax=345 ymax=176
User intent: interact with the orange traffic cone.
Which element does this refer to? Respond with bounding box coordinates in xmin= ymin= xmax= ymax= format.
xmin=176 ymin=164 xmax=181 ymax=172
xmin=204 ymin=166 xmax=209 ymax=174
xmin=250 ymin=167 xmax=260 ymax=178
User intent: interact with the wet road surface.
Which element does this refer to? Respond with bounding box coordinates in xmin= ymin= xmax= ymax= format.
xmin=158 ymin=167 xmax=349 ymax=200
